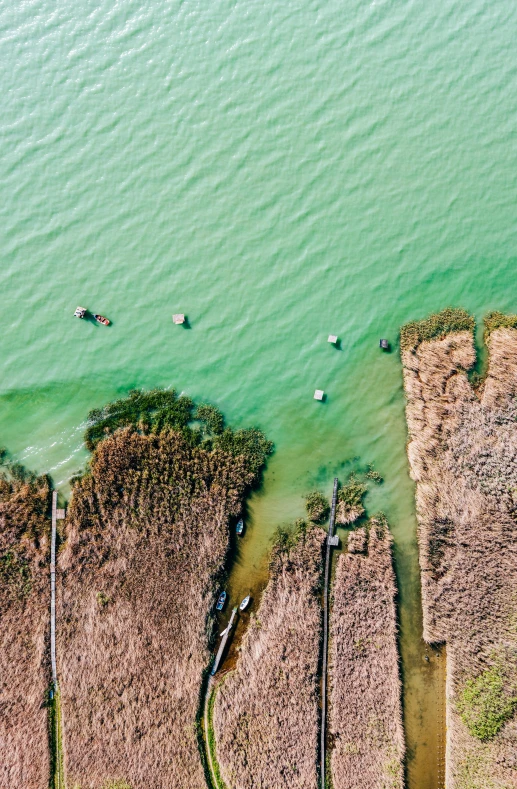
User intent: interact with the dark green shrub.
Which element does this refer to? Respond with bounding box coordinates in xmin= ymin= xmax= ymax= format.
xmin=195 ymin=403 xmax=225 ymax=435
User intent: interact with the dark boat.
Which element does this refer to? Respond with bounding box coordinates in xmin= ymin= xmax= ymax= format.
xmin=94 ymin=314 xmax=110 ymax=326
xmin=216 ymin=591 xmax=227 ymax=611
xmin=236 ymin=518 xmax=244 ymax=535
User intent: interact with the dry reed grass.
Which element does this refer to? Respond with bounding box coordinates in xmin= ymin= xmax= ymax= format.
xmin=58 ymin=428 xmax=256 ymax=789
xmin=213 ymin=523 xmax=325 ymax=789
xmin=329 ymin=518 xmax=404 ymax=789
xmin=0 ymin=470 xmax=51 ymax=788
xmin=402 ymin=317 xmax=517 ymax=788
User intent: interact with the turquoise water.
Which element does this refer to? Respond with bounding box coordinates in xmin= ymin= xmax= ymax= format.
xmin=2 ymin=1 xmax=517 ymax=786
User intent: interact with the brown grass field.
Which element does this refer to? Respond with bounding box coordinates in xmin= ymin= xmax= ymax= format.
xmin=402 ymin=312 xmax=517 ymax=788
xmin=0 ymin=470 xmax=51 ymax=789
xmin=213 ymin=523 xmax=325 ymax=789
xmin=329 ymin=518 xmax=404 ymax=789
xmin=58 ymin=428 xmax=257 ymax=789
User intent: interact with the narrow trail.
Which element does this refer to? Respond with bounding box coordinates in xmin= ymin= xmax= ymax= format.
xmin=320 ymin=477 xmax=339 ymax=789
xmin=203 ymin=677 xmax=219 ymax=789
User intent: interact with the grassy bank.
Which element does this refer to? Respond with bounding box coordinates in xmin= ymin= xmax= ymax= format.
xmin=56 ymin=391 xmax=271 ymax=789
xmin=328 ymin=516 xmax=404 ymax=789
xmin=401 ymin=313 xmax=517 ymax=786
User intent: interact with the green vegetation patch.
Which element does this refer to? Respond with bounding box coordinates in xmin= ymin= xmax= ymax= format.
xmin=336 ymin=477 xmax=367 ymax=525
xmin=0 ymin=551 xmax=31 ymax=600
xmin=484 ymin=311 xmax=517 ymax=341
xmin=272 ymin=519 xmax=309 ymax=556
xmin=457 ymin=664 xmax=517 ymax=740
xmin=305 ymin=491 xmax=330 ymax=523
xmin=400 ymin=308 xmax=474 ymax=352
xmin=84 ymin=389 xmax=273 ymax=486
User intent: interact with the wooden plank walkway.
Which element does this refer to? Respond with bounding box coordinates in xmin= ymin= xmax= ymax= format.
xmin=320 ymin=477 xmax=339 ymax=789
xmin=50 ymin=491 xmax=58 ymax=689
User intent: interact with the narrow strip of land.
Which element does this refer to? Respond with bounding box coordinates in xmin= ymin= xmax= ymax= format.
xmin=320 ymin=477 xmax=339 ymax=789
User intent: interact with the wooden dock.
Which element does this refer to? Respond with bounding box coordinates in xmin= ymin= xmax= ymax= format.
xmin=50 ymin=491 xmax=58 ymax=689
xmin=320 ymin=477 xmax=339 ymax=789
xmin=211 ymin=606 xmax=238 ymax=676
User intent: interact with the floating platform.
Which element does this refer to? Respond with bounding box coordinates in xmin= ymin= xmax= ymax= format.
xmin=314 ymin=389 xmax=325 ymax=401
xmin=328 ymin=334 xmax=338 ymax=344
xmin=328 ymin=534 xmax=339 ymax=547
xmin=173 ymin=314 xmax=185 ymax=324
xmin=379 ymin=338 xmax=389 ymax=350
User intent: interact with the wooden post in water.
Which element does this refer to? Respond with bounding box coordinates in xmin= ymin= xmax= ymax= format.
xmin=320 ymin=477 xmax=339 ymax=789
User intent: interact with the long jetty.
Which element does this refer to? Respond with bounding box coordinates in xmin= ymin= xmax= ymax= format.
xmin=320 ymin=477 xmax=339 ymax=789
xmin=50 ymin=491 xmax=58 ymax=689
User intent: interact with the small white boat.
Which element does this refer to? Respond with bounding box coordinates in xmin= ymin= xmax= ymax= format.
xmin=74 ymin=306 xmax=87 ymax=318
xmin=239 ymin=595 xmax=250 ymax=612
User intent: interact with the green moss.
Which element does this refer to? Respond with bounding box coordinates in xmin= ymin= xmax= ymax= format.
xmin=48 ymin=687 xmax=65 ymax=789
xmin=305 ymin=491 xmax=330 ymax=523
xmin=457 ymin=664 xmax=517 ymax=740
xmin=102 ymin=782 xmax=132 ymax=789
xmin=400 ymin=308 xmax=474 ymax=351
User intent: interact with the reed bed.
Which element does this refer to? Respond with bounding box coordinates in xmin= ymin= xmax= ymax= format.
xmin=58 ymin=427 xmax=261 ymax=789
xmin=402 ymin=314 xmax=517 ymax=787
xmin=213 ymin=523 xmax=325 ymax=789
xmin=0 ymin=469 xmax=51 ymax=789
xmin=329 ymin=518 xmax=404 ymax=789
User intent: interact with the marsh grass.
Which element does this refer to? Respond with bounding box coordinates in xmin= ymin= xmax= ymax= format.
xmin=336 ymin=477 xmax=367 ymax=526
xmin=329 ymin=517 xmax=404 ymax=789
xmin=213 ymin=524 xmax=325 ymax=789
xmin=0 ymin=468 xmax=51 ymax=788
xmin=59 ymin=413 xmax=269 ymax=789
xmin=305 ymin=491 xmax=330 ymax=523
xmin=401 ymin=319 xmax=517 ymax=786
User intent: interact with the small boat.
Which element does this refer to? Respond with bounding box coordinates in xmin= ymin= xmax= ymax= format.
xmin=74 ymin=306 xmax=87 ymax=319
xmin=216 ymin=591 xmax=227 ymax=611
xmin=239 ymin=595 xmax=250 ymax=612
xmin=236 ymin=518 xmax=244 ymax=536
xmin=94 ymin=314 xmax=110 ymax=326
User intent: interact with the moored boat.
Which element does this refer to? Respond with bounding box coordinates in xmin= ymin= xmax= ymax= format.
xmin=236 ymin=518 xmax=244 ymax=535
xmin=94 ymin=314 xmax=110 ymax=326
xmin=239 ymin=595 xmax=250 ymax=612
xmin=74 ymin=306 xmax=87 ymax=318
xmin=216 ymin=591 xmax=227 ymax=611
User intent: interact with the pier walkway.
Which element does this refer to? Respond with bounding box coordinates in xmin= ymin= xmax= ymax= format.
xmin=320 ymin=477 xmax=339 ymax=789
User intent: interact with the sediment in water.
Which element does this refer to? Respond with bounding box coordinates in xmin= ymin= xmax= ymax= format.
xmin=401 ymin=311 xmax=517 ymax=787
xmin=57 ymin=426 xmax=262 ymax=789
xmin=213 ymin=522 xmax=325 ymax=789
xmin=0 ymin=469 xmax=51 ymax=788
xmin=328 ymin=516 xmax=404 ymax=789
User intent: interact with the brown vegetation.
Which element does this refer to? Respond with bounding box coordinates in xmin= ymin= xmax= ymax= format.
xmin=402 ymin=311 xmax=517 ymax=787
xmin=329 ymin=517 xmax=404 ymax=789
xmin=58 ymin=427 xmax=259 ymax=789
xmin=0 ymin=468 xmax=51 ymax=789
xmin=213 ymin=523 xmax=325 ymax=789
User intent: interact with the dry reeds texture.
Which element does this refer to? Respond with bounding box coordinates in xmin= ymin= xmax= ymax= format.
xmin=0 ymin=470 xmax=51 ymax=789
xmin=402 ymin=313 xmax=517 ymax=787
xmin=58 ymin=428 xmax=255 ymax=789
xmin=329 ymin=518 xmax=404 ymax=789
xmin=213 ymin=524 xmax=325 ymax=789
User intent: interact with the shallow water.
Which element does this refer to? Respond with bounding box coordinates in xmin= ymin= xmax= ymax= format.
xmin=2 ymin=1 xmax=517 ymax=785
